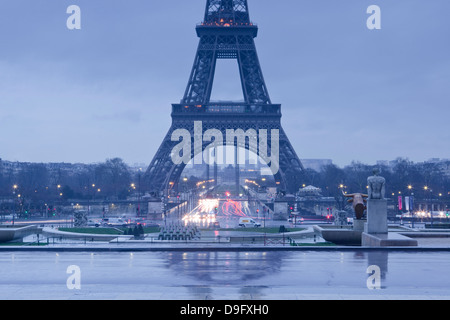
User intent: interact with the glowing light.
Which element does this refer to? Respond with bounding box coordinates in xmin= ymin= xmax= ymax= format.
xmin=198 ymin=199 xmax=219 ymax=213
xmin=222 ymin=200 xmax=246 ymax=217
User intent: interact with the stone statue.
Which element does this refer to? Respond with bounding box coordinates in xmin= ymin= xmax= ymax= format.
xmin=367 ymin=168 xmax=386 ymax=200
xmin=74 ymin=210 xmax=88 ymax=227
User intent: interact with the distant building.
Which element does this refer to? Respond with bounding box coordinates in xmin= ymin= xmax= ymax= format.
xmin=298 ymin=185 xmax=322 ymax=197
xmin=296 ymin=185 xmax=336 ymax=216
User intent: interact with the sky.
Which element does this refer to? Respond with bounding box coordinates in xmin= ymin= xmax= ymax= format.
xmin=0 ymin=0 xmax=449 ymax=168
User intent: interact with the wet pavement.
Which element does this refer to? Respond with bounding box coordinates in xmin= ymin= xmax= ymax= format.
xmin=1 ymin=249 xmax=450 ymax=300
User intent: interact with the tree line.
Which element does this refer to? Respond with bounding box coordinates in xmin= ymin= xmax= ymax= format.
xmin=305 ymin=158 xmax=450 ymax=208
xmin=0 ymin=158 xmax=136 ymax=202
xmin=1 ymin=157 xmax=449 ymax=206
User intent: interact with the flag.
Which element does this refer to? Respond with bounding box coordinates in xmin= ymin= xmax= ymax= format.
xmin=398 ymin=196 xmax=403 ymax=211
xmin=405 ymin=196 xmax=410 ymax=211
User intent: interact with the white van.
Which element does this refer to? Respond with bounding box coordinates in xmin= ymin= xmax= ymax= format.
xmin=238 ymin=217 xmax=261 ymax=228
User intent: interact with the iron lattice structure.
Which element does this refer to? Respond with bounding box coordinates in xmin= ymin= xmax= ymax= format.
xmin=144 ymin=0 xmax=305 ymax=195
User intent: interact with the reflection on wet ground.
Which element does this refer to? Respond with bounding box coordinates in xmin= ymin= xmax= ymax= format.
xmin=1 ymin=250 xmax=450 ymax=299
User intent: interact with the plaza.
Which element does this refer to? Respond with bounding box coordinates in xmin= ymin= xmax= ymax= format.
xmin=1 ymin=248 xmax=450 ymax=300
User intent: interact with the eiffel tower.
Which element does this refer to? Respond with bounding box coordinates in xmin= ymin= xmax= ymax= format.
xmin=144 ymin=0 xmax=306 ymax=196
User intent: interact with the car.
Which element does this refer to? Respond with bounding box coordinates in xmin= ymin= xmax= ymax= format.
xmin=87 ymin=219 xmax=102 ymax=227
xmin=238 ymin=217 xmax=261 ymax=228
xmin=102 ymin=218 xmax=127 ymax=227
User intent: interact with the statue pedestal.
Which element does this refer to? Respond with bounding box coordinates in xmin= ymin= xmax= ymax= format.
xmin=364 ymin=199 xmax=388 ymax=234
xmin=362 ymin=199 xmax=418 ymax=247
xmin=353 ymin=219 xmax=366 ymax=232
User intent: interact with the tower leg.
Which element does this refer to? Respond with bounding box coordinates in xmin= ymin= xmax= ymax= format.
xmin=235 ymin=145 xmax=240 ymax=196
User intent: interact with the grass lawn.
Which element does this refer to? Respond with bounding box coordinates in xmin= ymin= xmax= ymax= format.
xmin=59 ymin=227 xmax=160 ymax=235
xmin=0 ymin=242 xmax=48 ymax=246
xmin=59 ymin=228 xmax=123 ymax=235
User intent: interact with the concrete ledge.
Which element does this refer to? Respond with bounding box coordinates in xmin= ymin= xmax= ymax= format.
xmin=2 ymin=244 xmax=450 ymax=252
xmin=362 ymin=232 xmax=418 ymax=247
xmin=313 ymin=225 xmax=362 ymax=246
xmin=404 ymin=232 xmax=450 ymax=238
xmin=41 ymin=227 xmax=133 ymax=242
xmin=0 ymin=225 xmax=40 ymax=243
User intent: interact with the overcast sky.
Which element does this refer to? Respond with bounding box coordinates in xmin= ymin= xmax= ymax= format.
xmin=0 ymin=0 xmax=449 ymax=168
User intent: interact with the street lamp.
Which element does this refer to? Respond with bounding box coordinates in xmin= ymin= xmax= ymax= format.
xmin=407 ymin=185 xmax=415 ymax=227
xmin=424 ymin=186 xmax=433 ymax=226
xmin=12 ymin=185 xmax=18 ymax=226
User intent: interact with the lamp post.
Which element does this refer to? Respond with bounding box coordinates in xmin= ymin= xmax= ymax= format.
xmin=12 ymin=185 xmax=18 ymax=226
xmin=423 ymin=186 xmax=434 ymax=227
xmin=430 ymin=188 xmax=434 ymax=227
xmin=408 ymin=185 xmax=415 ymax=228
xmin=338 ymin=184 xmax=346 ymax=211
xmin=138 ymin=169 xmax=142 ymax=218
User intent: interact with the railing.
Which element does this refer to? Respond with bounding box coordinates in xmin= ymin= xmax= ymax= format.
xmin=172 ymin=104 xmax=281 ymax=116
